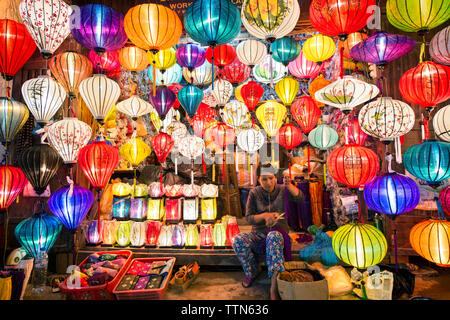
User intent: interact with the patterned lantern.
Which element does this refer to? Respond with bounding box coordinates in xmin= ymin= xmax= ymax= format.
xmin=403 ymin=139 xmax=450 ymax=188
xmin=291 ymin=96 xmax=322 ymax=135
xmin=182 ymin=60 xmax=216 ymax=88
xmin=332 ymin=222 xmax=387 ymax=269
xmin=119 ymin=45 xmax=148 ymax=72
xmin=208 ymin=122 xmax=236 ymax=148
xmin=178 ymin=134 xmax=206 ymax=183
xmin=275 ymin=76 xmax=299 ymax=106
xmin=186 ymin=224 xmax=199 ymax=247
xmin=21 ymin=75 xmax=66 ymax=127
xmin=0 ymin=97 xmax=29 ymax=144
xmin=116 ymin=221 xmax=132 ymax=247
xmin=206 ymin=44 xmax=236 ymax=69
xmin=347 ymin=114 xmax=368 ymax=146
xmin=310 ymin=0 xmax=376 ymax=40
xmin=430 ymin=26 xmax=450 ymax=66
xmin=119 ymin=137 xmax=151 ymax=167
xmin=101 ymin=220 xmax=118 ymax=245
xmin=130 ymin=221 xmax=146 ymax=247
xmin=146 ymin=220 xmax=162 ymax=246
xmin=176 ymin=43 xmax=206 ymax=71
xmin=116 ymin=95 xmax=154 ymax=120
xmin=188 ymin=104 xmax=216 ymax=137
xmin=221 ymin=56 xmax=251 ymax=86
xmin=439 ymin=185 xmax=450 ymax=215
xmin=315 ymin=76 xmax=380 ymax=113
xmin=433 ymin=105 xmax=450 ymax=142
xmin=255 ymin=101 xmax=287 ymax=137
xmin=200 ymin=224 xmax=213 ymax=247
xmin=183 ymin=198 xmax=199 ymax=222
xmin=112 ymin=195 xmax=130 ymax=220
xmin=164 ymin=184 xmax=183 ymax=198
xmin=49 ymin=52 xmax=93 ymax=98
xmin=236 ymin=39 xmax=266 ymax=68
xmin=147 ymin=198 xmax=165 ymax=221
xmin=151 ymin=132 xmax=174 ymax=164
xmin=277 ymin=122 xmax=303 ymax=150
xmin=271 ymin=37 xmax=301 ymax=66
xmin=253 ymin=55 xmax=287 ymax=84
xmin=226 ymin=216 xmax=240 ymax=246
xmin=240 ymin=81 xmax=264 ymax=112
xmin=327 ymin=144 xmax=379 ymax=189
xmin=148 ymin=64 xmax=182 ymax=87
xmin=88 ymin=50 xmax=120 ymax=73
xmin=399 ymin=61 xmax=450 ymax=111
xmin=0 ymin=19 xmax=36 ymax=80
xmin=308 ymin=124 xmax=338 ymax=150
xmin=221 ymin=100 xmax=250 ymax=129
xmin=241 ymin=0 xmax=300 ymax=42
xmin=0 ymin=166 xmax=27 ymax=210
xmin=288 ymin=51 xmax=323 ymax=80
xmin=308 ymin=74 xmax=331 ymax=108
xmin=211 ymin=79 xmax=233 ymax=108
xmin=148 ymin=85 xmax=176 ymax=121
xmin=213 ymin=222 xmax=227 ymax=247
xmin=343 ymin=32 xmax=368 ymax=59
xmin=71 ymin=4 xmax=127 ymax=54
xmin=83 ymin=220 xmax=101 ymax=245
xmin=237 ymin=126 xmax=265 ymax=185
xmin=47 ymin=118 xmax=92 ymax=165
xmin=177 ymin=84 xmax=204 ymax=118
xmin=359 ymin=97 xmax=415 ymax=142
xmin=130 ymin=198 xmax=147 ymax=221
xmin=79 ymin=74 xmax=121 ymax=123
xmin=302 ymin=34 xmax=336 ymax=63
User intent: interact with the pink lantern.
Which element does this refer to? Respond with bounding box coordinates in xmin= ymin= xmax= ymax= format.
xmin=288 ymin=51 xmax=323 ymax=80
xmin=166 ymin=198 xmax=181 ymax=223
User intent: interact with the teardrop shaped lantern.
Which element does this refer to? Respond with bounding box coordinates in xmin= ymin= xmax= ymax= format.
xmin=221 ymin=100 xmax=250 ymax=129
xmin=182 ymin=60 xmax=216 ymax=88
xmin=188 ymin=104 xmax=216 ymax=137
xmin=177 ymin=84 xmax=204 ymax=118
xmin=79 ymin=74 xmax=121 ymax=124
xmin=148 ymin=85 xmax=176 ymax=121
xmin=221 ymin=56 xmax=251 ymax=86
xmin=302 ymin=34 xmax=336 ymax=63
xmin=118 ymin=45 xmax=148 ymax=72
xmin=430 ymin=26 xmax=450 ymax=66
xmin=83 ymin=220 xmax=101 ymax=245
xmin=18 ymin=142 xmax=62 ymax=195
xmin=88 ymin=50 xmax=120 ymax=73
xmin=49 ymin=52 xmax=93 ymax=98
xmin=291 ymin=96 xmax=322 ymax=135
xmin=271 ymin=37 xmax=301 ymax=66
xmin=205 ymin=44 xmax=236 ymax=69
xmin=116 ymin=95 xmax=154 ymax=120
xmin=47 ymin=118 xmax=92 ymax=165
xmin=433 ymin=105 xmax=450 ymax=142
xmin=275 ymin=76 xmax=299 ymax=106
xmin=308 ymin=124 xmax=338 ymax=150
xmin=0 ymin=97 xmax=29 ymax=144
xmin=439 ymin=185 xmax=450 ymax=216
xmin=0 ymin=19 xmax=36 ymax=81
xmin=176 ymin=43 xmax=206 ymax=71
xmin=148 ymin=64 xmax=182 ymax=87
xmin=151 ymin=132 xmax=174 ymax=165
xmin=0 ymin=166 xmax=27 ymax=210
xmin=288 ymin=51 xmax=323 ymax=80
xmin=256 ymin=101 xmax=287 ymax=137
xmin=119 ymin=137 xmax=151 ymax=167
xmin=347 ymin=114 xmax=368 ymax=146
xmin=211 ymin=79 xmax=233 ymax=108
xmin=236 ymin=39 xmax=266 ymax=68
xmin=21 ymin=75 xmax=66 ymax=127
xmin=240 ymin=81 xmax=264 ymax=112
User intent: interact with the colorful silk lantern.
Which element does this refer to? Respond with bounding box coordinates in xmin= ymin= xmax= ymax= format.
xmin=200 ymin=224 xmax=213 ymax=247
xmin=221 ymin=100 xmax=250 ymax=129
xmin=0 ymin=97 xmax=29 ymax=144
xmin=275 ymin=76 xmax=299 ymax=106
xmin=119 ymin=45 xmax=148 ymax=72
xmin=236 ymin=126 xmax=265 ymax=185
xmin=277 ymin=121 xmax=303 ymax=178
xmin=386 ymin=0 xmax=449 ymax=34
xmin=186 ymin=224 xmax=199 ymax=247
xmin=112 ymin=182 xmax=132 ymax=197
xmin=206 ymin=44 xmax=236 ymax=69
xmin=176 ymin=43 xmax=206 ymax=71
xmin=403 ymin=139 xmax=450 ymax=188
xmin=148 ymin=85 xmax=176 ymax=120
xmin=182 ymin=60 xmax=215 ymax=88
xmin=439 ymin=185 xmax=450 ymax=216
xmin=342 ymin=32 xmax=368 ymax=59
xmin=15 ymin=211 xmax=62 ymax=257
xmin=213 ymin=222 xmax=227 ymax=247
xmin=183 ymin=198 xmax=199 ymax=222
xmin=234 ymin=82 xmax=246 ymax=102
xmin=165 ymin=184 xmax=183 ymax=198
xmin=255 ymin=101 xmax=287 ymax=137
xmin=88 ymin=50 xmax=120 ymax=73
xmin=116 ymin=95 xmax=154 ymax=120
xmin=116 ymin=221 xmax=132 ymax=246
xmin=147 ymin=47 xmax=177 ymax=73
xmin=158 ymin=225 xmax=173 ymax=247
xmin=346 ymin=114 xmax=368 ymax=146
xmin=21 ymin=75 xmax=66 ymax=127
xmin=240 ymin=82 xmax=264 ymax=113
xmin=201 ymin=198 xmax=217 ymax=221
xmin=332 ymin=222 xmax=388 ymax=269
xmin=308 ymin=124 xmax=338 ymax=150
xmin=71 ymin=4 xmax=127 ymax=54
xmin=221 ymin=56 xmax=251 ymax=86
xmin=130 ymin=198 xmax=147 ymax=221
xmin=146 ymin=220 xmax=162 ymax=246
xmin=271 ymin=37 xmax=301 ymax=66
xmin=171 ymin=224 xmax=185 ymax=247
xmin=236 ymin=39 xmax=266 ymax=68
xmin=327 ymin=144 xmax=379 ymax=189
xmin=130 ymin=221 xmax=146 ymax=247
xmin=112 ymin=195 xmax=130 ymax=220
xmin=433 ymin=105 xmax=450 ymax=142
xmin=291 ymin=96 xmax=322 ymax=135
xmin=309 ymin=0 xmax=376 ymax=40
xmin=188 ymin=104 xmax=216 ymax=137
xmin=211 ymin=79 xmax=233 ymax=108
xmin=148 ymin=64 xmax=183 ymax=87
xmin=288 ymin=51 xmax=322 ymax=80
xmin=177 ymin=84 xmax=204 ymax=118
xmin=147 ymin=198 xmax=165 ymax=221
xmin=430 ymin=26 xmax=450 ymax=66
xmin=83 ymin=220 xmax=101 ymax=245
xmin=309 ymin=74 xmax=331 ymax=108
xmin=0 ymin=19 xmax=36 ymax=81
xmin=253 ymin=55 xmax=287 ymax=84
xmin=399 ymin=61 xmax=450 ymax=111
xmin=182 ymin=184 xmax=201 ymax=198
xmin=119 ymin=137 xmax=151 ymax=167
xmin=101 ymin=220 xmax=118 ymax=245
xmin=302 ymin=34 xmax=336 ymax=63
xmin=241 ymin=0 xmax=300 ymax=42
xmin=178 ymin=135 xmax=205 ymax=183
xmin=208 ymin=122 xmax=236 ymax=179
xmin=149 ymin=182 xmax=165 ymax=198
xmin=151 ymin=132 xmax=174 ymax=187
xmin=226 ymin=216 xmax=240 ymax=246
xmin=0 ymin=166 xmax=27 ymax=210
xmin=166 ymin=198 xmax=181 ymax=223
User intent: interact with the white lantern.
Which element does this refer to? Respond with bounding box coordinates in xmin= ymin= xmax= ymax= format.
xmin=165 ymin=120 xmax=187 ymax=152
xmin=79 ymin=74 xmax=120 ymax=123
xmin=183 ymin=198 xmax=199 ymax=222
xmin=182 ymin=184 xmax=201 ymax=198
xmin=236 ymin=39 xmax=267 ymax=67
xmin=433 ymin=105 xmax=450 ymax=142
xmin=116 ymin=95 xmax=154 ymax=120
xmin=199 ymin=184 xmax=219 ymax=198
xmin=211 ymin=79 xmax=233 ymax=107
xmin=359 ymin=97 xmax=415 ymax=142
xmin=148 ymin=64 xmax=182 ymax=86
xmin=221 ymin=100 xmax=251 ymax=129
xmin=21 ymin=75 xmax=66 ymax=126
xmin=151 ymin=108 xmax=181 ymax=133
xmin=237 ymin=127 xmax=265 ymax=185
xmin=253 ymin=55 xmax=287 ymax=84
xmin=158 ymin=225 xmax=173 ymax=247
xmin=130 ymin=221 xmax=146 ymax=247
xmin=47 ymin=117 xmax=92 ymax=164
xmin=430 ymin=26 xmax=450 ymax=66
xmin=182 ymin=60 xmax=216 ymax=88
xmin=314 ymin=76 xmax=380 ymax=113
xmin=178 ymin=134 xmax=205 ymax=161
xmin=19 ymin=0 xmax=72 ymax=59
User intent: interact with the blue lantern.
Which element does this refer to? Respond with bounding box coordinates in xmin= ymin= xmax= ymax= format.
xmin=178 ymin=84 xmax=204 ymax=118
xmin=403 ymin=139 xmax=450 ymax=188
xmin=14 ymin=212 xmax=62 ymax=258
xmin=271 ymin=37 xmax=301 ymax=66
xmin=148 ymin=64 xmax=182 ymax=86
xmin=48 ymin=185 xmax=94 ymax=232
xmin=308 ymin=124 xmax=338 ymax=150
xmin=176 ymin=44 xmax=206 ymax=71
xmin=112 ymin=196 xmax=131 ymax=220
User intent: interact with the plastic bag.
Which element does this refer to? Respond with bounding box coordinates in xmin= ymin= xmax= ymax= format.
xmin=320 ymin=266 xmax=354 ymax=297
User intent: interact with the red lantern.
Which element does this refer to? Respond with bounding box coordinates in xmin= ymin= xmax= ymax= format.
xmin=290 ymin=96 xmax=322 ymax=135
xmin=145 ymin=221 xmax=161 ymax=246
xmin=169 ymin=83 xmax=183 ymax=109
xmin=221 ymin=56 xmax=251 ymax=86
xmin=0 ymin=166 xmax=27 ymax=210
xmin=0 ymin=19 xmax=36 ymax=81
xmin=347 ymin=114 xmax=367 ymax=146
xmin=151 ymin=132 xmax=174 ymax=187
xmin=309 ymin=0 xmax=376 ymax=40
xmin=226 ymin=218 xmax=240 ymax=246
xmin=440 ymin=185 xmax=450 ymax=216
xmin=200 ymin=224 xmax=213 ymax=247
xmin=106 ymin=66 xmax=121 ymax=79
xmin=277 ymin=122 xmax=303 ymax=179
xmin=240 ymin=81 xmax=264 ymax=112
xmin=88 ymin=50 xmax=120 ymax=73
xmin=399 ymin=61 xmax=450 ymax=111
xmin=189 ymin=103 xmax=216 ymax=137
xmin=327 ymin=144 xmax=379 ymax=189
xmin=206 ymin=44 xmax=236 ymax=69
xmin=166 ymin=198 xmax=181 ymax=222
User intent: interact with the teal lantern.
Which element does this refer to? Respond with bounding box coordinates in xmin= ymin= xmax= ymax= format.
xmin=14 ymin=210 xmax=62 ymax=258
xmin=148 ymin=64 xmax=182 ymax=86
xmin=178 ymin=84 xmax=204 ymax=118
xmin=271 ymin=37 xmax=301 ymax=66
xmin=403 ymin=139 xmax=450 ymax=188
xmin=308 ymin=124 xmax=338 ymax=150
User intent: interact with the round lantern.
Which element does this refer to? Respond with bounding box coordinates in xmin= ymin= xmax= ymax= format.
xmin=255 ymin=101 xmax=287 ymax=137
xmin=221 ymin=100 xmax=250 ymax=129
xmin=18 ymin=142 xmax=62 ymax=195
xmin=112 ymin=182 xmax=132 ymax=197
xmin=399 ymin=61 xmax=450 ymax=111
xmin=332 ymin=222 xmax=387 ymax=269
xmin=205 ymin=44 xmax=236 ymax=69
xmin=178 ymin=134 xmax=206 ymax=183
xmin=188 ymin=105 xmax=216 ymax=137
xmin=147 ymin=47 xmax=177 ymax=72
xmin=386 ymin=0 xmax=450 ymax=34
xmin=118 ymin=45 xmax=148 ymax=72
xmin=433 ymin=105 xmax=450 ymax=142
xmin=403 ymin=139 xmax=450 ymax=188
xmin=88 ymin=50 xmax=120 ymax=73
xmin=253 ymin=55 xmax=287 ymax=84
xmin=439 ymin=185 xmax=450 ymax=215
xmin=240 ymin=81 xmax=264 ymax=112
xmin=0 ymin=19 xmax=36 ymax=80
xmin=21 ymin=75 xmax=66 ymax=127
xmin=277 ymin=122 xmax=303 ymax=150
xmin=119 ymin=137 xmax=151 ymax=167
xmin=308 ymin=124 xmax=338 ymax=150
xmin=182 ymin=60 xmax=215 ymax=88
xmin=236 ymin=39 xmax=266 ymax=68
xmin=49 ymin=52 xmax=93 ymax=98
xmin=151 ymin=132 xmax=174 ymax=179
xmin=430 ymin=26 xmax=450 ymax=66
xmin=208 ymin=122 xmax=236 ymax=149
xmin=0 ymin=97 xmax=29 ymax=144
xmin=148 ymin=85 xmax=176 ymax=121
xmin=327 ymin=144 xmax=379 ymax=189
xmin=308 ymin=74 xmax=331 ymax=108
xmin=79 ymin=74 xmax=121 ymax=123
xmin=410 ymin=219 xmax=450 ymax=266
xmin=291 ymin=96 xmax=322 ymax=135
xmin=302 ymin=34 xmax=336 ymax=63
xmin=275 ymin=76 xmax=299 ymax=106
xmin=177 ymin=84 xmax=204 ymax=118
xmin=47 ymin=118 xmax=92 ymax=165
xmin=0 ymin=166 xmax=27 ymax=210
xmin=221 ymin=56 xmax=251 ymax=86
xmin=347 ymin=114 xmax=368 ymax=146
xmin=288 ymin=51 xmax=323 ymax=80
xmin=116 ymin=95 xmax=154 ymax=120
xmin=148 ymin=64 xmax=182 ymax=87
xmin=271 ymin=37 xmax=301 ymax=66
xmin=241 ymin=0 xmax=300 ymax=42
xmin=211 ymin=79 xmax=233 ymax=108
xmin=176 ymin=43 xmax=206 ymax=71
xmin=343 ymin=32 xmax=368 ymax=59
xmin=236 ymin=126 xmax=265 ymax=158
xmin=359 ymin=97 xmax=415 ymax=142
xmin=19 ymin=0 xmax=71 ymax=59
xmin=70 ymin=4 xmax=127 ymax=54
xmin=48 ymin=184 xmax=94 ymax=232
xmin=309 ymin=0 xmax=376 ymax=40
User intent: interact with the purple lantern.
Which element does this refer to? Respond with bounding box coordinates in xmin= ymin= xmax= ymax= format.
xmin=85 ymin=220 xmax=102 ymax=245
xmin=350 ymin=31 xmax=415 ymax=67
xmin=148 ymin=85 xmax=176 ymax=121
xmin=70 ymin=4 xmax=128 ymax=54
xmin=176 ymin=44 xmax=206 ymax=71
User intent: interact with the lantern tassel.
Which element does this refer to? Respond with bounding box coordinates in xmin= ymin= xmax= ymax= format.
xmin=96 ymin=189 xmax=101 ymax=236
xmin=211 ymin=51 xmax=215 ymax=90
xmin=289 ymin=161 xmax=292 ymax=181
xmin=339 ymin=45 xmax=344 ymax=79
xmin=202 ymin=154 xmax=206 ymax=174
xmin=235 ymin=151 xmax=238 ymax=173
xmin=175 ymin=157 xmax=178 ymax=175
xmin=394 ymin=137 xmax=402 ymax=164
xmin=212 ymin=162 xmax=215 ymax=182
xmin=323 ymin=162 xmax=327 ymax=185
xmin=307 ymin=144 xmax=311 ymax=175
xmin=152 ymin=66 xmax=156 ymax=97
xmin=250 ymin=163 xmax=253 ymax=186
xmin=222 ymin=151 xmax=225 ymax=183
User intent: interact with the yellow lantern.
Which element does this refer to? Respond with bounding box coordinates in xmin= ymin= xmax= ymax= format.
xmin=234 ymin=82 xmax=248 ymax=102
xmin=116 ymin=221 xmax=132 ymax=247
xmin=255 ymin=101 xmax=287 ymax=137
xmin=213 ymin=222 xmax=227 ymax=247
xmin=275 ymin=76 xmax=299 ymax=106
xmin=101 ymin=220 xmax=119 ymax=246
xmin=147 ymin=48 xmax=177 ymax=73
xmin=185 ymin=224 xmax=199 ymax=248
xmin=147 ymin=198 xmax=165 ymax=220
xmin=119 ymin=45 xmax=148 ymax=72
xmin=302 ymin=34 xmax=336 ymax=64
xmin=119 ymin=137 xmax=151 ymax=167
xmin=201 ymin=198 xmax=217 ymax=221
xmin=112 ymin=182 xmax=132 ymax=197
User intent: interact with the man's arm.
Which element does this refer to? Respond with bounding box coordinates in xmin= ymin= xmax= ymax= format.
xmin=245 ymin=189 xmax=275 ymax=225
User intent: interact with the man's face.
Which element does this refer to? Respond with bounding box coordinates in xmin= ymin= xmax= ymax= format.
xmin=259 ymin=174 xmax=277 ymax=192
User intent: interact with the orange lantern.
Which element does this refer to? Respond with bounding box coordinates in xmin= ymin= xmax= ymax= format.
xmin=118 ymin=45 xmax=148 ymax=72
xmin=343 ymin=32 xmax=368 ymax=59
xmin=308 ymin=74 xmax=331 ymax=108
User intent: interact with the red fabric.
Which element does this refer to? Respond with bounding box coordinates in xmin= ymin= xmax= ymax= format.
xmin=188 ymin=103 xmax=216 ymax=137
xmin=168 ymin=83 xmax=183 ymax=109
xmin=240 ymin=81 xmax=264 ymax=112
xmin=205 ymin=44 xmax=236 ymax=68
xmin=0 ymin=166 xmax=27 ymax=210
xmin=291 ymin=96 xmax=322 ymax=134
xmin=288 ymin=51 xmax=323 ymax=79
xmin=221 ymin=56 xmax=251 ymax=85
